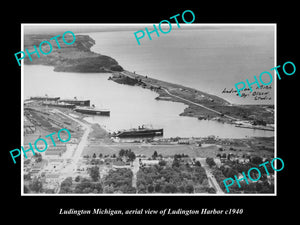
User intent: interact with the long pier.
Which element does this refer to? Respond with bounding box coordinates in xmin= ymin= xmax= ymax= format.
xmin=117 ymin=70 xmax=239 ymax=121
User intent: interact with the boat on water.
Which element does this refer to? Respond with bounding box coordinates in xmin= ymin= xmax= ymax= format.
xmin=74 ymin=105 xmax=110 ymax=116
xmin=42 ymin=101 xmax=76 ymax=109
xmin=59 ymin=97 xmax=90 ymax=106
xmin=30 ymin=96 xmax=60 ymax=101
xmin=112 ymin=125 xmax=163 ymax=138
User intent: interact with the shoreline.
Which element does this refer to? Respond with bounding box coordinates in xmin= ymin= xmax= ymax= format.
xmin=24 ymin=33 xmax=274 ymax=132
xmin=109 ymin=70 xmax=274 ymax=132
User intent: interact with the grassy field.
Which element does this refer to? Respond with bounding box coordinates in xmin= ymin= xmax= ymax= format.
xmin=81 ymin=142 xmax=258 ymax=159
xmin=82 ymin=136 xmax=274 ymax=159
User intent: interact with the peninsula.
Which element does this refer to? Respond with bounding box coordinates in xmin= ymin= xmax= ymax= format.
xmin=109 ymin=71 xmax=274 ymax=129
xmin=24 ymin=33 xmax=274 ymax=130
xmin=24 ymin=34 xmax=123 ymax=72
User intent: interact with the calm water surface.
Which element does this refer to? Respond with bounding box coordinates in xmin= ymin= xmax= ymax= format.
xmin=24 ymin=65 xmax=274 ymax=138
xmin=87 ymin=26 xmax=274 ymax=105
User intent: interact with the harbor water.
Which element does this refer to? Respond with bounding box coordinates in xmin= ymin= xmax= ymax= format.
xmin=87 ymin=25 xmax=275 ymax=105
xmin=24 ymin=65 xmax=274 ymax=138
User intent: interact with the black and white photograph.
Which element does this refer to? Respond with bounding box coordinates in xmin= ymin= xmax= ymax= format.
xmin=21 ymin=23 xmax=276 ymax=195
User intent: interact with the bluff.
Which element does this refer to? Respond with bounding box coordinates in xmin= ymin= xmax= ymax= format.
xmin=24 ymin=34 xmax=123 ymax=73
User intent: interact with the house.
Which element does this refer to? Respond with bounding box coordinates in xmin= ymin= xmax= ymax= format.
xmin=237 ymin=158 xmax=250 ymax=164
xmin=29 ymin=161 xmax=45 ymax=174
xmin=178 ymin=139 xmax=190 ymax=145
xmin=112 ymin=160 xmax=131 ymax=169
xmin=76 ymin=165 xmax=88 ymax=172
xmin=45 ymin=173 xmax=60 ymax=183
xmin=45 ymin=145 xmax=67 ymax=156
xmin=140 ymin=159 xmax=159 ymax=167
xmin=214 ymin=158 xmax=222 ymax=168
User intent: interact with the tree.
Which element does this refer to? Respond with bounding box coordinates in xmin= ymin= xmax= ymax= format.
xmin=206 ymin=157 xmax=216 ymax=167
xmin=24 ymin=174 xmax=31 ymax=181
xmin=127 ymin=151 xmax=136 ymax=162
xmin=103 ymin=185 xmax=114 ymax=194
xmin=75 ymin=176 xmax=81 ymax=182
xmin=60 ymin=177 xmax=73 ymax=193
xmin=75 ymin=178 xmax=91 ymax=193
xmin=185 ymin=184 xmax=194 ymax=193
xmin=251 ymin=156 xmax=263 ymax=165
xmin=178 ymin=185 xmax=185 ymax=193
xmin=227 ymin=154 xmax=232 ymax=160
xmin=94 ymin=182 xmax=103 ymax=193
xmin=138 ymin=184 xmax=147 ymax=193
xmin=29 ymin=178 xmax=43 ymax=193
xmin=163 ymin=183 xmax=177 ymax=193
xmin=91 ymin=158 xmax=97 ymax=165
xmin=158 ymin=160 xmax=167 ymax=167
xmin=154 ymin=183 xmax=161 ymax=193
xmin=207 ymin=187 xmax=216 ymax=193
xmin=24 ymin=185 xmax=29 ymax=193
xmin=99 ymin=153 xmax=103 ymax=158
xmin=83 ymin=187 xmax=92 ymax=193
xmin=147 ymin=185 xmax=154 ymax=193
xmin=195 ymin=161 xmax=201 ymax=167
xmin=92 ymin=153 xmax=97 ymax=158
xmin=152 ymin=151 xmax=158 ymax=159
xmin=34 ymin=153 xmax=42 ymax=163
xmin=119 ymin=149 xmax=126 ymax=157
xmin=89 ymin=166 xmax=100 ymax=181
xmin=61 ymin=177 xmax=73 ymax=187
xmin=223 ymin=167 xmax=237 ymax=178
xmin=172 ymin=158 xmax=180 ymax=168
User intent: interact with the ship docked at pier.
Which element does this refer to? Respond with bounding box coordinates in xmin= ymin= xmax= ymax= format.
xmin=42 ymin=101 xmax=76 ymax=109
xmin=74 ymin=106 xmax=110 ymax=116
xmin=111 ymin=125 xmax=163 ymax=138
xmin=30 ymin=96 xmax=60 ymax=101
xmin=30 ymin=95 xmax=110 ymax=116
xmin=58 ymin=97 xmax=90 ymax=106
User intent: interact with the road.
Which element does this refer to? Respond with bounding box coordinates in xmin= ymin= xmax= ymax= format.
xmin=197 ymin=158 xmax=224 ymax=194
xmin=162 ymin=88 xmax=238 ymax=121
xmin=54 ymin=109 xmax=91 ymax=193
xmin=131 ymin=158 xmax=140 ymax=191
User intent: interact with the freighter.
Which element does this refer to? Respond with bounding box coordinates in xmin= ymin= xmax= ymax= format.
xmin=112 ymin=125 xmax=163 ymax=138
xmin=42 ymin=101 xmax=76 ymax=109
xmin=59 ymin=97 xmax=90 ymax=106
xmin=74 ymin=105 xmax=110 ymax=116
xmin=31 ymin=96 xmax=60 ymax=101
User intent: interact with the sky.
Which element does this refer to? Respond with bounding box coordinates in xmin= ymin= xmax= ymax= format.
xmin=23 ymin=24 xmax=275 ymax=35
